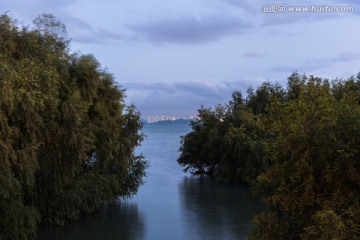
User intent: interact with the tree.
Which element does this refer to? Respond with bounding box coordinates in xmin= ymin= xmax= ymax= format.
xmin=178 ymin=71 xmax=360 ymax=239
xmin=0 ymin=13 xmax=147 ymax=239
xmin=249 ymin=75 xmax=360 ymax=239
xmin=178 ymin=105 xmax=227 ymax=175
xmin=246 ymin=81 xmax=285 ymax=115
xmin=178 ymin=91 xmax=267 ymax=183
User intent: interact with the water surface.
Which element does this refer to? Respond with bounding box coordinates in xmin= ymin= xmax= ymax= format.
xmin=37 ymin=121 xmax=265 ymax=240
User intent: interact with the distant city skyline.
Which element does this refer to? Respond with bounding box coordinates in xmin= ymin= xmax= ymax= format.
xmin=146 ymin=115 xmax=197 ymax=123
xmin=3 ymin=0 xmax=360 ymax=116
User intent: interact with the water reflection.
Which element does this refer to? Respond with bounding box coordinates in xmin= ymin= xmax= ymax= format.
xmin=36 ymin=201 xmax=145 ymax=240
xmin=35 ymin=123 xmax=265 ymax=240
xmin=179 ymin=175 xmax=266 ymax=240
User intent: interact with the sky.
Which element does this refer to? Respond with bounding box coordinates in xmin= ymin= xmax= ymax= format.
xmin=1 ymin=0 xmax=360 ymax=117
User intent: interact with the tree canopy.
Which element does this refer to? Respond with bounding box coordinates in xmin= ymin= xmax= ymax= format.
xmin=0 ymin=13 xmax=147 ymax=240
xmin=250 ymin=74 xmax=360 ymax=239
xmin=178 ymin=72 xmax=360 ymax=239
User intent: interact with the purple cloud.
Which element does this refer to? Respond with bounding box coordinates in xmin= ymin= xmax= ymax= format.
xmin=331 ymin=52 xmax=360 ymax=62
xmin=243 ymin=51 xmax=265 ymax=58
xmin=61 ymin=16 xmax=129 ymax=44
xmin=123 ymin=79 xmax=251 ymax=116
xmin=128 ymin=15 xmax=252 ymax=45
xmin=272 ymin=52 xmax=360 ymax=73
xmin=221 ymin=0 xmax=257 ymax=12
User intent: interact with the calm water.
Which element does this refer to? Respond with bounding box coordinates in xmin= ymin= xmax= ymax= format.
xmin=37 ymin=122 xmax=265 ymax=240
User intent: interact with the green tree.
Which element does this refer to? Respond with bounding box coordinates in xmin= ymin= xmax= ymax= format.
xmin=178 ymin=90 xmax=267 ymax=183
xmin=246 ymin=81 xmax=285 ymax=115
xmin=178 ymin=105 xmax=227 ymax=175
xmin=178 ymin=71 xmax=360 ymax=239
xmin=249 ymin=75 xmax=360 ymax=239
xmin=0 ymin=13 xmax=147 ymax=239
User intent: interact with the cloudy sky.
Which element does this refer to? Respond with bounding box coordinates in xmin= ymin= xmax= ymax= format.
xmin=1 ymin=0 xmax=360 ymax=117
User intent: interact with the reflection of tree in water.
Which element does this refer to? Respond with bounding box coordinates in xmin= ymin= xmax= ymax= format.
xmin=36 ymin=201 xmax=145 ymax=240
xmin=179 ymin=175 xmax=266 ymax=240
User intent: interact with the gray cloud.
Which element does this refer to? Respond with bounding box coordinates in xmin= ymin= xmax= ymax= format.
xmin=219 ymin=0 xmax=356 ymax=28
xmin=176 ymin=80 xmax=235 ymax=98
xmin=1 ymin=0 xmax=76 ymax=21
xmin=221 ymin=0 xmax=257 ymax=12
xmin=128 ymin=14 xmax=252 ymax=45
xmin=260 ymin=0 xmax=358 ymax=27
xmin=125 ymin=79 xmax=248 ymax=98
xmin=331 ymin=52 xmax=360 ymax=62
xmin=262 ymin=12 xmax=333 ymax=27
xmin=272 ymin=52 xmax=360 ymax=73
xmin=243 ymin=51 xmax=265 ymax=58
xmin=123 ymin=79 xmax=250 ymax=116
xmin=35 ymin=0 xmax=75 ymax=8
xmin=2 ymin=0 xmax=128 ymax=44
xmin=302 ymin=53 xmax=360 ymax=71
xmin=1 ymin=0 xmax=74 ymax=10
xmin=60 ymin=16 xmax=128 ymax=44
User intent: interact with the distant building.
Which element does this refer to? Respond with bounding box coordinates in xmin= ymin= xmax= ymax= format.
xmin=146 ymin=115 xmax=196 ymax=123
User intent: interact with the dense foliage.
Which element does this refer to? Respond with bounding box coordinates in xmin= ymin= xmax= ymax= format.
xmin=0 ymin=13 xmax=147 ymax=239
xmin=250 ymin=74 xmax=360 ymax=239
xmin=178 ymin=72 xmax=360 ymax=239
xmin=178 ymin=83 xmax=282 ymax=183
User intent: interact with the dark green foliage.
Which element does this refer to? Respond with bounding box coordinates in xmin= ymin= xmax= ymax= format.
xmin=178 ymin=71 xmax=360 ymax=239
xmin=178 ymin=105 xmax=227 ymax=176
xmin=0 ymin=13 xmax=146 ymax=239
xmin=249 ymin=74 xmax=360 ymax=239
xmin=246 ymin=81 xmax=285 ymax=114
xmin=178 ymin=90 xmax=267 ymax=184
xmin=178 ymin=83 xmax=285 ymax=183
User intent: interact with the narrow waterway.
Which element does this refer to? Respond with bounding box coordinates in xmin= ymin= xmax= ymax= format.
xmin=37 ymin=121 xmax=265 ymax=240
